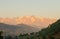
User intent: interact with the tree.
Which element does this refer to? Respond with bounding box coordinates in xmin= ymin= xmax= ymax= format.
xmin=0 ymin=31 xmax=3 ymax=39
xmin=5 ymin=35 xmax=12 ymax=39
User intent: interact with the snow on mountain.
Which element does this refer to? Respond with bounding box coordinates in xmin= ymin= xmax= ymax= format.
xmin=0 ymin=16 xmax=57 ymax=28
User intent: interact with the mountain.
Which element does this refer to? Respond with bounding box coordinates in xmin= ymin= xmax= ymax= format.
xmin=0 ymin=23 xmax=40 ymax=36
xmin=18 ymin=19 xmax=60 ymax=39
xmin=0 ymin=16 xmax=57 ymax=28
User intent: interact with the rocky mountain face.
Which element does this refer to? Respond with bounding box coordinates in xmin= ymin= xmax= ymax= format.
xmin=0 ymin=16 xmax=57 ymax=28
xmin=0 ymin=16 xmax=57 ymax=35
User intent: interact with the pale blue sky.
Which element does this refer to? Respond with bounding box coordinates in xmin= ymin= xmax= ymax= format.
xmin=0 ymin=0 xmax=60 ymax=18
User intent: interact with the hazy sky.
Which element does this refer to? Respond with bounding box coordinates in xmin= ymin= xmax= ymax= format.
xmin=0 ymin=0 xmax=60 ymax=18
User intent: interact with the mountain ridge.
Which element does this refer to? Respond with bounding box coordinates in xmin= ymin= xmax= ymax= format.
xmin=0 ymin=16 xmax=57 ymax=28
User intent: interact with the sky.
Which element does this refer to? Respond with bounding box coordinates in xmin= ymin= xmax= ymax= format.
xmin=0 ymin=0 xmax=60 ymax=18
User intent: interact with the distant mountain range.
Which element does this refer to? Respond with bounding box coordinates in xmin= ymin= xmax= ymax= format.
xmin=0 ymin=16 xmax=57 ymax=36
xmin=0 ymin=16 xmax=57 ymax=28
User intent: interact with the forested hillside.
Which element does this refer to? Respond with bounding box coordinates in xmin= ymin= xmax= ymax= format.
xmin=18 ymin=19 xmax=60 ymax=39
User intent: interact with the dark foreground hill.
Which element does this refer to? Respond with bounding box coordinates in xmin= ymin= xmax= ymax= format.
xmin=38 ymin=19 xmax=60 ymax=39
